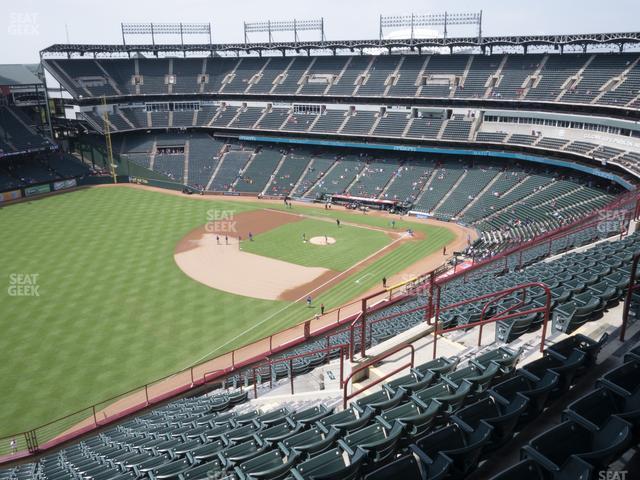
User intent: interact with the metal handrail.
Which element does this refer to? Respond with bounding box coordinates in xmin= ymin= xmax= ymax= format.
xmin=432 ymin=283 xmax=552 ymax=359
xmin=621 ymin=253 xmax=640 ymax=342
xmin=201 ymin=344 xmax=349 ymax=399
xmin=343 ymin=343 xmax=415 ymax=409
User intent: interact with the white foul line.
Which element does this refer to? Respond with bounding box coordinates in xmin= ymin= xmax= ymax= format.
xmin=185 ymin=231 xmax=409 ymax=368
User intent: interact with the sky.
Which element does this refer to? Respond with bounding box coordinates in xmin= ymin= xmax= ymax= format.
xmin=2 ymin=0 xmax=640 ymax=64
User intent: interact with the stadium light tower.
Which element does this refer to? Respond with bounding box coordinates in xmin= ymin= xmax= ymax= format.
xmin=243 ymin=18 xmax=325 ymax=47
xmin=379 ymin=11 xmax=482 ymax=43
xmin=121 ymin=22 xmax=213 ymax=53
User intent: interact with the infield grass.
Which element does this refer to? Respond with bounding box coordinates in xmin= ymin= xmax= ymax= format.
xmin=0 ymin=186 xmax=454 ymax=437
xmin=240 ymin=218 xmax=391 ymax=271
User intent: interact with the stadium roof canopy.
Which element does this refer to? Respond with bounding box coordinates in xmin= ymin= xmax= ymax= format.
xmin=40 ymin=31 xmax=640 ymax=57
xmin=0 ymin=64 xmax=42 ymax=86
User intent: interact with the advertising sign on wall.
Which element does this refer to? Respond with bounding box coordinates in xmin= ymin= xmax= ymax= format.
xmin=24 ymin=184 xmax=51 ymax=197
xmin=53 ymin=179 xmax=77 ymax=191
xmin=0 ymin=190 xmax=22 ymax=203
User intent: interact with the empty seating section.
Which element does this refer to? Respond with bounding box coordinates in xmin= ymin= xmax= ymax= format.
xmin=153 ymin=152 xmax=184 ymax=183
xmin=508 ymin=134 xmax=538 ymax=146
xmin=595 ymin=146 xmax=625 ymax=161
xmin=382 ymin=161 xmax=434 ymax=203
xmin=204 ymin=58 xmax=238 ymax=93
xmin=273 ymin=57 xmax=314 ymax=95
xmin=492 ymin=337 xmax=640 ymax=478
xmin=564 ymin=141 xmax=597 ymax=155
xmin=195 ymin=106 xmax=218 ymax=127
xmin=266 ymin=154 xmax=312 ymax=197
xmin=341 ymin=112 xmax=377 ymax=135
xmin=99 ymin=59 xmax=136 ymax=95
xmin=535 ymin=137 xmax=570 ymax=150
xmin=235 ymin=148 xmax=282 ymax=193
xmin=599 ymin=56 xmax=640 ymax=106
xmin=441 ymin=115 xmax=473 ymax=141
xmin=414 ymin=164 xmax=465 ymax=213
xmin=48 ymin=53 xmax=640 ymax=109
xmin=462 ymin=170 xmax=528 ymax=223
xmin=373 ymin=112 xmax=410 ymax=137
xmin=171 ymin=59 xmax=203 ymax=94
xmin=211 ymin=106 xmax=239 ymax=128
xmin=348 ymin=160 xmax=398 ymax=198
xmin=186 ymin=135 xmax=225 ymax=190
xmin=478 ymin=179 xmax=616 ymax=237
xmin=457 ymin=55 xmax=500 ymax=98
xmin=526 ymin=54 xmax=588 ymax=101
xmin=311 ymin=111 xmax=346 ymax=134
xmin=563 ymin=54 xmax=633 ymax=104
xmin=138 ymin=59 xmax=169 ymax=95
xmin=150 ymin=112 xmax=170 ymax=129
xmin=299 ymin=57 xmax=347 ymax=95
xmin=54 ymin=59 xmax=118 ymax=97
xmin=0 ymin=154 xmax=66 ymax=188
xmin=357 ymin=56 xmax=400 ymax=97
xmin=210 ymin=150 xmax=252 ymax=191
xmin=222 ymin=58 xmax=265 ymax=94
xmin=387 ymin=56 xmax=424 ymax=97
xmin=327 ymin=56 xmax=369 ymax=96
xmin=172 ymin=111 xmax=194 ymax=128
xmin=491 ymin=55 xmax=543 ymax=99
xmin=281 ymin=113 xmax=318 ymax=133
xmin=248 ymin=57 xmax=291 ymax=94
xmin=437 ymin=232 xmax=639 ymax=337
xmin=293 ymin=155 xmax=336 ymax=197
xmin=256 ymin=108 xmax=289 ymax=131
xmin=127 ymin=109 xmax=150 ymax=129
xmin=434 ymin=167 xmax=499 ymax=220
xmin=45 ymin=152 xmax=91 ymax=178
xmin=420 ymin=55 xmax=468 ymax=98
xmin=308 ymin=156 xmax=365 ymax=196
xmin=476 ymin=132 xmax=508 ymax=143
xmin=616 ymin=151 xmax=640 ymax=176
xmin=404 ymin=116 xmax=444 ymax=140
xmin=471 ymin=173 xmax=553 ymax=227
xmin=109 ymin=111 xmax=135 ymax=131
xmin=229 ymin=107 xmax=263 ymax=129
xmin=0 ymin=106 xmax=51 ymax=153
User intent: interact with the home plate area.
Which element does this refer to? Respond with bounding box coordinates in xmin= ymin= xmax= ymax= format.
xmin=308 ymin=236 xmax=336 ymax=246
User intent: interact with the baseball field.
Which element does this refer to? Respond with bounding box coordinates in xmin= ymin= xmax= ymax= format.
xmin=0 ymin=185 xmax=470 ymax=436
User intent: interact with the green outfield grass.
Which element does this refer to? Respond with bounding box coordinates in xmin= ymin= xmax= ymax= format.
xmin=240 ymin=218 xmax=391 ymax=271
xmin=0 ymin=187 xmax=454 ymax=437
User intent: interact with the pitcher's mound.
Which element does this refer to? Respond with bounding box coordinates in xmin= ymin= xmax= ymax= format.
xmin=309 ymin=236 xmax=336 ymax=246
